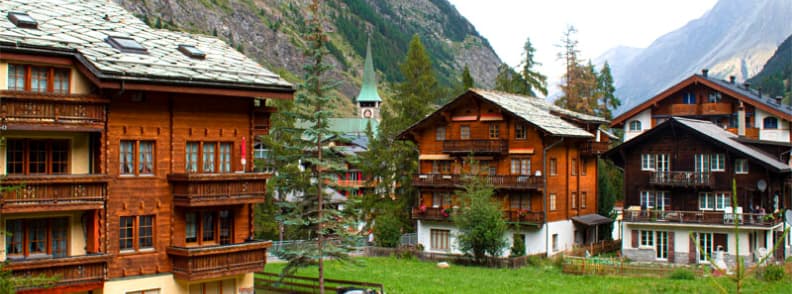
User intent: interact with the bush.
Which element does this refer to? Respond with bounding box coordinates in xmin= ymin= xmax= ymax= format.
xmin=373 ymin=213 xmax=402 ymax=248
xmin=527 ymin=255 xmax=543 ymax=267
xmin=759 ymin=264 xmax=786 ymax=282
xmin=669 ymin=268 xmax=696 ymax=280
xmin=510 ymin=235 xmax=526 ymax=257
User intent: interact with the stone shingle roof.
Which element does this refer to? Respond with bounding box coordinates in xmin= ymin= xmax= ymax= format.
xmin=701 ymin=74 xmax=792 ymax=116
xmin=0 ymin=0 xmax=292 ymax=91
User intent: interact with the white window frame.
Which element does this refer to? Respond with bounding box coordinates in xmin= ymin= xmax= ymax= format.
xmin=656 ymin=231 xmax=668 ymax=260
xmin=629 ymin=120 xmax=642 ymax=132
xmin=640 ymin=191 xmax=655 ymax=209
xmin=639 ymin=230 xmax=654 ymax=248
xmin=711 ymin=154 xmax=725 ymax=172
xmin=436 ymin=127 xmax=446 ymax=141
xmin=735 ymin=159 xmax=749 ymax=174
xmin=699 ymin=192 xmax=713 ymax=210
xmin=697 ymin=232 xmax=714 ymax=262
xmin=715 ymin=192 xmax=728 ymax=211
xmin=641 ymin=154 xmax=656 ymax=171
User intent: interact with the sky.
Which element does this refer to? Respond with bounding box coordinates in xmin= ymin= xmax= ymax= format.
xmin=448 ymin=0 xmax=718 ymax=97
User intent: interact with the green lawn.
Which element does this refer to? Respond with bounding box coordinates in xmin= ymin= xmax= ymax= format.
xmin=261 ymin=257 xmax=789 ymax=294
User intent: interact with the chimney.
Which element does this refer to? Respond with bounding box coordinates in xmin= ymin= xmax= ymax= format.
xmin=775 ymin=96 xmax=783 ymax=105
xmin=729 ymin=76 xmax=736 ymax=84
xmin=758 ymin=87 xmax=762 ymax=98
xmin=702 ymin=69 xmax=709 ymax=77
xmin=737 ymin=102 xmax=746 ymax=137
xmin=743 ymin=82 xmax=751 ymax=89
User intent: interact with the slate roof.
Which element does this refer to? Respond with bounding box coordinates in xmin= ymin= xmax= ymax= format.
xmin=701 ymin=74 xmax=792 ymax=116
xmin=0 ymin=0 xmax=292 ymax=91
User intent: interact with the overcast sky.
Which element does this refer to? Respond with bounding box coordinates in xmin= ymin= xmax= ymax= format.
xmin=448 ymin=0 xmax=718 ymax=97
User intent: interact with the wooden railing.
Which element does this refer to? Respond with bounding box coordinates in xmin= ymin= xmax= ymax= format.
xmin=648 ymin=171 xmax=712 ymax=187
xmin=0 ymin=91 xmax=107 ymax=128
xmin=503 ymin=209 xmax=545 ymax=224
xmin=726 ymin=127 xmax=760 ymax=139
xmin=0 ymin=174 xmax=108 ymax=213
xmin=624 ymin=209 xmax=784 ymax=227
xmin=701 ymin=102 xmax=732 ymax=115
xmin=412 ymin=207 xmax=545 ymax=224
xmin=566 ymin=239 xmax=622 ymax=257
xmin=670 ymin=103 xmax=698 ymax=116
xmin=168 ymin=240 xmax=271 ymax=281
xmin=563 ymin=256 xmax=704 ymax=277
xmin=168 ymin=173 xmax=268 ymax=206
xmin=580 ymin=141 xmax=609 ymax=156
xmin=412 ymin=174 xmax=542 ymax=190
xmin=7 ymin=254 xmax=108 ymax=290
xmin=442 ymin=139 xmax=508 ymax=154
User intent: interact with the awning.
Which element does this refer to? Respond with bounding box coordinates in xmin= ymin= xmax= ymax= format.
xmin=571 ymin=214 xmax=613 ymax=226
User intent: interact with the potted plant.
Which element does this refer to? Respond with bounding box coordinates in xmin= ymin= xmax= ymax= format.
xmin=442 ymin=208 xmax=451 ymax=217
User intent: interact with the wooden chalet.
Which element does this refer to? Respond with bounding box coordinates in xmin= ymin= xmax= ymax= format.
xmin=605 ymin=117 xmax=791 ymax=265
xmin=399 ymin=89 xmax=612 ymax=256
xmin=0 ymin=0 xmax=293 ymax=293
xmin=612 ymin=69 xmax=792 ymax=143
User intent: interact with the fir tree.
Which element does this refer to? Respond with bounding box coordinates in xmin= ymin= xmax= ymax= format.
xmin=462 ymin=64 xmax=474 ymax=89
xmin=595 ymin=62 xmax=621 ymax=120
xmin=392 ymin=34 xmax=439 ymax=125
xmin=453 ymin=160 xmax=507 ymax=264
xmin=519 ymin=37 xmax=547 ymax=96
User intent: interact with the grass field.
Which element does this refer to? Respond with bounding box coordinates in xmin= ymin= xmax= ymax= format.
xmin=260 ymin=257 xmax=789 ymax=294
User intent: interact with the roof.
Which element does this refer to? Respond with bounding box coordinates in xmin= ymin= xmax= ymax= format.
xmin=611 ymin=73 xmax=792 ymax=127
xmin=571 ymin=214 xmax=612 ymax=226
xmin=355 ymin=38 xmax=382 ymax=103
xmin=0 ymin=0 xmax=292 ymax=92
xmin=400 ymin=89 xmax=608 ymax=139
xmin=296 ymin=118 xmax=378 ymax=137
xmin=606 ymin=117 xmax=791 ymax=172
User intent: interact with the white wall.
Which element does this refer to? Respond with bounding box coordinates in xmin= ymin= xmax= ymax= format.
xmin=624 ymin=223 xmax=772 ymax=262
xmin=417 ymin=221 xmax=552 ymax=256
xmin=546 ymin=220 xmax=575 ymax=255
xmin=623 ymin=109 xmax=652 ymax=142
xmin=756 ymin=109 xmax=790 ymax=143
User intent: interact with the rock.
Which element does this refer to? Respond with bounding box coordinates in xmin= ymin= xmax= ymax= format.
xmin=436 ymin=261 xmax=450 ymax=269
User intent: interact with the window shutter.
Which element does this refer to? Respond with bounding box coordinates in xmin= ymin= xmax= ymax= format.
xmin=668 ymin=232 xmax=675 ymax=262
xmin=631 ymin=230 xmax=638 ymax=248
xmin=689 ymin=235 xmax=697 ymax=263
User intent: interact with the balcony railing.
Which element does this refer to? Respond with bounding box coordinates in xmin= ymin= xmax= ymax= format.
xmin=648 ymin=171 xmax=712 ymax=187
xmin=726 ymin=127 xmax=760 ymax=140
xmin=412 ymin=207 xmax=545 ymax=224
xmin=442 ymin=140 xmax=508 ymax=154
xmin=503 ymin=209 xmax=544 ymax=224
xmin=580 ymin=141 xmax=609 ymax=156
xmin=6 ymin=254 xmax=108 ymax=291
xmin=168 ymin=173 xmax=268 ymax=207
xmin=670 ymin=104 xmax=698 ymax=116
xmin=413 ymin=174 xmax=542 ymax=190
xmin=624 ymin=210 xmax=783 ymax=227
xmin=0 ymin=91 xmax=107 ymax=129
xmin=167 ymin=240 xmax=270 ymax=281
xmin=0 ymin=174 xmax=109 ymax=213
xmin=700 ymin=102 xmax=732 ymax=115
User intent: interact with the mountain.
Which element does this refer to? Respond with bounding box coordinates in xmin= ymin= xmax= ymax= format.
xmin=114 ymin=0 xmax=502 ymax=116
xmin=601 ymin=0 xmax=792 ymax=114
xmin=747 ymin=33 xmax=792 ymax=99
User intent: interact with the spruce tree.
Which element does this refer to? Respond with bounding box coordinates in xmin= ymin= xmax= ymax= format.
xmin=462 ymin=64 xmax=474 ymax=90
xmin=519 ymin=37 xmax=547 ymax=96
xmin=454 ymin=160 xmax=507 ymax=264
xmin=595 ymin=61 xmax=621 ymax=120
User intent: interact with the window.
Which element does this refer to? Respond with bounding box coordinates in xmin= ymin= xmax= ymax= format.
xmin=683 ymin=92 xmax=695 ymax=104
xmin=6 ymin=64 xmax=71 ymax=94
xmin=655 ymin=191 xmax=670 ymax=211
xmin=735 ymin=159 xmax=749 ymax=174
xmin=436 ymin=127 xmax=446 ymax=141
xmin=120 ymin=215 xmax=155 ymax=252
xmin=708 ymin=91 xmax=722 ymax=103
xmin=641 ymin=154 xmax=655 ymax=171
xmin=640 ymin=230 xmax=654 ymax=247
xmin=552 ymin=234 xmax=559 ymax=251
xmin=8 ymin=12 xmax=39 ymax=29
xmin=430 ymin=229 xmax=450 ymax=250
xmin=581 ymin=192 xmax=587 ymax=209
xmin=186 ymin=141 xmax=234 ymax=173
xmin=186 ymin=142 xmax=199 ymax=172
xmin=549 ymin=158 xmax=557 ymax=176
xmin=571 ymin=159 xmax=577 ymax=176
xmin=178 ymin=44 xmax=206 ymax=59
xmin=640 ymin=191 xmax=655 ymax=209
xmin=432 ymin=192 xmax=452 ymax=208
xmin=656 ymin=231 xmax=668 ymax=260
xmin=699 ymin=192 xmax=728 ymax=211
xmin=763 ymin=117 xmax=779 ymax=129
xmin=628 ymin=120 xmax=642 ymax=132
xmin=106 ymin=36 xmax=148 ymax=53
xmin=186 ymin=210 xmax=233 ymax=245
xmin=6 ymin=139 xmax=69 ymax=175
xmin=711 ymin=154 xmax=725 ymax=172
xmin=580 ymin=158 xmax=587 ymax=176
xmin=460 ymin=126 xmax=470 ymax=140
xmin=549 ymin=193 xmax=557 ymax=211
xmin=696 ymin=232 xmax=713 ymax=262
xmin=203 ymin=143 xmax=216 ymax=173
xmin=120 ymin=140 xmax=155 ymax=176
xmin=510 ymin=158 xmax=531 ymax=175
xmin=510 ymin=194 xmax=529 ymax=210
xmin=515 ymin=124 xmax=527 ymax=139
xmin=571 ymin=192 xmax=577 ymax=209
xmin=5 ymin=218 xmax=68 ymax=258
xmin=489 ymin=123 xmax=499 ymax=139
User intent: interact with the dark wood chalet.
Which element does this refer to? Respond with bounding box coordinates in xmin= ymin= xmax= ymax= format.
xmin=399 ymin=89 xmax=613 ymax=256
xmin=605 ymin=117 xmax=790 ymax=265
xmin=0 ymin=0 xmax=293 ymax=293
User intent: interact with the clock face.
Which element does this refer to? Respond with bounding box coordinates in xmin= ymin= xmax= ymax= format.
xmin=363 ymin=109 xmax=372 ymax=118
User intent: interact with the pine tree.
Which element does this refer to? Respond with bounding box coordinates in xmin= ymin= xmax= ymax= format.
xmin=595 ymin=62 xmax=621 ymax=120
xmin=555 ymin=26 xmax=599 ymax=115
xmin=391 ymin=34 xmax=439 ymax=127
xmin=462 ymin=64 xmax=474 ymax=90
xmin=270 ymin=2 xmax=358 ymax=292
xmin=519 ymin=37 xmax=547 ymax=97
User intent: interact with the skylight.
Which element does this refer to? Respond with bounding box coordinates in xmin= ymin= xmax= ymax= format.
xmin=8 ymin=12 xmax=38 ymax=29
xmin=178 ymin=44 xmax=206 ymax=59
xmin=106 ymin=36 xmax=148 ymax=54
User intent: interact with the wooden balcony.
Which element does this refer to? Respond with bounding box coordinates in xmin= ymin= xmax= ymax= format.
xmin=579 ymin=141 xmax=609 ymax=156
xmin=670 ymin=104 xmax=698 ymax=116
xmin=700 ymin=102 xmax=732 ymax=115
xmin=412 ymin=207 xmax=453 ymax=221
xmin=648 ymin=171 xmax=712 ymax=187
xmin=7 ymin=254 xmax=108 ymax=292
xmin=0 ymin=174 xmax=108 ymax=213
xmin=411 ymin=207 xmax=545 ymax=224
xmin=168 ymin=173 xmax=268 ymax=207
xmin=0 ymin=90 xmax=107 ymax=130
xmin=167 ymin=240 xmax=270 ymax=281
xmin=335 ymin=179 xmax=377 ymax=188
xmin=413 ymin=174 xmax=542 ymax=190
xmin=624 ymin=210 xmax=784 ymax=227
xmin=442 ymin=140 xmax=508 ymax=154
xmin=726 ymin=127 xmax=760 ymax=140
xmin=503 ymin=209 xmax=544 ymax=224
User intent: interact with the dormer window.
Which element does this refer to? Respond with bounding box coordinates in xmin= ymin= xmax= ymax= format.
xmin=763 ymin=117 xmax=779 ymax=129
xmin=629 ymin=120 xmax=642 ymax=132
xmin=8 ymin=12 xmax=38 ymax=29
xmin=106 ymin=36 xmax=147 ymax=54
xmin=178 ymin=45 xmax=206 ymax=59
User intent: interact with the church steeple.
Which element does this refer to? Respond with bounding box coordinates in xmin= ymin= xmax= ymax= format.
xmin=355 ymin=37 xmax=382 ymax=120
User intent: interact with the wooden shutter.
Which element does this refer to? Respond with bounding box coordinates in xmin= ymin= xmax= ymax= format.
xmin=689 ymin=234 xmax=697 ymax=263
xmin=668 ymin=231 xmax=675 ymax=262
xmin=631 ymin=230 xmax=638 ymax=248
xmin=714 ymin=233 xmax=728 ymax=252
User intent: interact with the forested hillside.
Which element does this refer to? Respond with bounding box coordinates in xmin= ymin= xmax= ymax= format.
xmin=747 ymin=33 xmax=792 ymax=101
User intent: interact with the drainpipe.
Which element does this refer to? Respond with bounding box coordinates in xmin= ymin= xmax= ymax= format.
xmin=544 ymin=137 xmax=564 ymax=257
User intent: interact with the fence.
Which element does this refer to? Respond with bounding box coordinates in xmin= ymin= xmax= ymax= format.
xmin=562 ymin=256 xmax=704 ymax=277
xmin=400 ymin=233 xmax=417 ymax=246
xmin=566 ymin=239 xmax=622 ymax=257
xmin=256 ymin=272 xmax=384 ymax=294
xmin=363 ymin=246 xmax=543 ymax=269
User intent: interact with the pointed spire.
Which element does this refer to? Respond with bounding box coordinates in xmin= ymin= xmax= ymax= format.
xmin=355 ymin=37 xmax=382 ymax=103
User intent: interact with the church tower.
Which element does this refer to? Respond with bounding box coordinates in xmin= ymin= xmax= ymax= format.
xmin=355 ymin=38 xmax=382 ymax=120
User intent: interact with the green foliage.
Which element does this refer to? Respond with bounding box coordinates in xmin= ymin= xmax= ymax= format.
xmin=758 ymin=265 xmax=785 ymax=282
xmin=462 ymin=65 xmax=474 ymax=90
xmin=325 ymin=40 xmax=349 ymax=70
xmin=597 ymin=159 xmax=622 ymax=240
xmin=510 ymin=234 xmax=526 ymax=257
xmin=526 ymin=255 xmax=544 ymax=267
xmin=453 ymin=164 xmax=508 ymax=264
xmin=747 ymin=33 xmax=792 ymax=100
xmin=519 ymin=37 xmax=547 ymax=96
xmin=594 ymin=62 xmax=621 ymax=120
xmin=669 ymin=268 xmax=696 ymax=280
xmin=373 ymin=212 xmax=402 ymax=248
